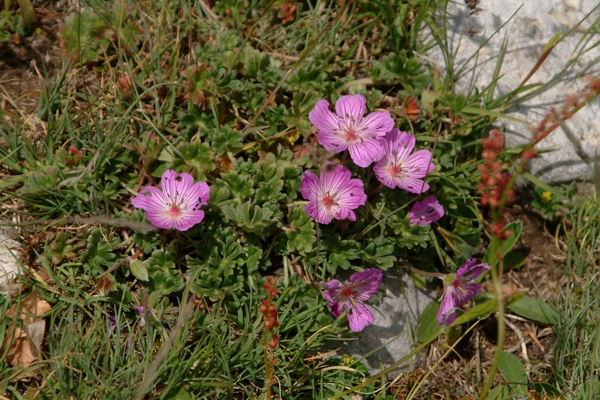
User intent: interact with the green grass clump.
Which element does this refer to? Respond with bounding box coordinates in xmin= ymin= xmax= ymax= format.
xmin=554 ymin=195 xmax=600 ymax=399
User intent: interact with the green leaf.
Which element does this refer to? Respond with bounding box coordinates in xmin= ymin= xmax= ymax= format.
xmin=462 ymin=106 xmax=528 ymax=124
xmin=286 ymin=206 xmax=316 ymax=254
xmin=323 ymin=235 xmax=359 ymax=272
xmin=437 ymin=227 xmax=479 ymax=261
xmin=503 ymin=251 xmax=527 ymax=270
xmin=163 ymin=141 xmax=216 ymax=180
xmin=416 ymin=301 xmax=441 ymax=343
xmin=146 ymin=249 xmax=184 ymax=295
xmin=130 ymin=260 xmax=149 ymax=281
xmin=532 ymin=382 xmax=562 ymax=397
xmin=222 ymin=201 xmax=279 ymax=233
xmin=522 ymin=172 xmax=565 ymax=198
xmin=163 ymin=385 xmax=193 ymax=400
xmin=360 ymin=237 xmax=397 ymax=270
xmin=498 ymin=351 xmax=528 ymax=397
xmin=85 ymin=229 xmax=117 ymax=275
xmin=451 ymin=292 xmax=525 ymax=327
xmin=487 ymin=385 xmax=511 ymax=400
xmin=19 ymin=166 xmax=60 ymax=196
xmin=210 ymin=126 xmax=243 ymax=155
xmin=507 ymin=295 xmax=562 ymax=325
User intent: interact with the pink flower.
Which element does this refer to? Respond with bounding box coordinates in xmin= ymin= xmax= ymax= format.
xmin=300 ymin=164 xmax=367 ymax=225
xmin=438 ymin=258 xmax=491 ymax=326
xmin=373 ymin=129 xmax=434 ymax=193
xmin=322 ymin=269 xmax=383 ymax=332
xmin=308 ymin=94 xmax=394 ymax=168
xmin=132 ymin=169 xmax=210 ymax=231
xmin=409 ymin=196 xmax=444 ymax=226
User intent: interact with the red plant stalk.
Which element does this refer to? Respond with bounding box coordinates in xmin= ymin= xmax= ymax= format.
xmin=260 ymin=276 xmax=280 ymax=399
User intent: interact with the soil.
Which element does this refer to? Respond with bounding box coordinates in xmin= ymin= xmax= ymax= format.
xmin=0 ymin=3 xmax=569 ymax=399
xmin=0 ymin=1 xmax=65 ymax=117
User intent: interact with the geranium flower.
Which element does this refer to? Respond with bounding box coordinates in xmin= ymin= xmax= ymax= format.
xmin=300 ymin=163 xmax=367 ymax=225
xmin=132 ymin=169 xmax=210 ymax=231
xmin=373 ymin=129 xmax=434 ymax=193
xmin=409 ymin=196 xmax=444 ymax=226
xmin=438 ymin=258 xmax=491 ymax=326
xmin=322 ymin=269 xmax=383 ymax=332
xmin=308 ymin=94 xmax=394 ymax=168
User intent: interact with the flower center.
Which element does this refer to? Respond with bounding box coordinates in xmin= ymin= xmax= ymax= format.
xmin=388 ymin=164 xmax=402 ymax=177
xmin=344 ymin=129 xmax=358 ymax=143
xmin=169 ymin=205 xmax=181 ymax=218
xmin=340 ymin=285 xmax=354 ymax=299
xmin=321 ymin=193 xmax=336 ymax=209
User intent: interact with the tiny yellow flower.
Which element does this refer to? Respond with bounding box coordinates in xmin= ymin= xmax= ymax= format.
xmin=541 ymin=191 xmax=552 ymax=203
xmin=342 ymin=354 xmax=353 ymax=365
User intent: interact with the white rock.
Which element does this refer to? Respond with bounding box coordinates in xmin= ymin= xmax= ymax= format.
xmin=0 ymin=226 xmax=22 ymax=291
xmin=425 ymin=0 xmax=600 ymax=183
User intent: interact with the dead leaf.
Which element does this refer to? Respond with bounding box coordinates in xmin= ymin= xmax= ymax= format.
xmin=1 ymin=290 xmax=51 ymax=368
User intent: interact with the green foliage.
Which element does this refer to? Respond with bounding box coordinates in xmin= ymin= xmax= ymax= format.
xmin=85 ymin=229 xmax=118 ymax=275
xmin=370 ymin=51 xmax=429 ymax=94
xmin=286 ymin=206 xmax=316 ymax=254
xmin=19 ymin=166 xmax=60 ymax=197
xmin=144 ymin=249 xmax=185 ymax=295
xmin=160 ymin=141 xmax=216 ymax=181
xmin=44 ymin=232 xmax=85 ymax=265
xmin=531 ymin=186 xmax=562 ymax=218
xmin=59 ymin=4 xmax=143 ymax=65
xmin=187 ymin=228 xmax=254 ymax=301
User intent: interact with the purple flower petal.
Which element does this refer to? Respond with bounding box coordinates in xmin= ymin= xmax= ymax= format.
xmin=134 ymin=306 xmax=147 ymax=316
xmin=438 ymin=288 xmax=457 ymax=325
xmin=131 ymin=170 xmax=210 ymax=231
xmin=409 ymin=196 xmax=445 ymax=226
xmin=309 ymin=100 xmax=340 ymax=138
xmin=348 ymin=269 xmax=383 ymax=301
xmin=308 ymin=94 xmax=394 ymax=167
xmin=300 ymin=165 xmax=366 ymax=225
xmin=456 ymin=258 xmax=491 ymax=281
xmin=335 ymin=94 xmax=366 ymax=121
xmin=347 ymin=301 xmax=374 ymax=332
xmin=373 ymin=129 xmax=435 ymax=193
xmin=349 ymin=137 xmax=386 ymax=168
xmin=108 ymin=315 xmax=117 ymax=332
xmin=358 ymin=111 xmax=396 ymax=138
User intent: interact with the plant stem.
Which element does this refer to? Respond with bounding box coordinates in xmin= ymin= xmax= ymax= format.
xmin=479 ymin=239 xmax=505 ymax=399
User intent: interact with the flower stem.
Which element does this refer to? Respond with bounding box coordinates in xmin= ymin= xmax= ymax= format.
xmin=478 ymin=239 xmax=505 ymax=399
xmin=341 ymin=149 xmax=349 ymax=166
xmin=366 ymin=183 xmax=383 ymax=197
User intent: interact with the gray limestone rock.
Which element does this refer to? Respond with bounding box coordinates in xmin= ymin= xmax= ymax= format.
xmin=0 ymin=225 xmax=22 ymax=292
xmin=425 ymin=0 xmax=600 ymax=184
